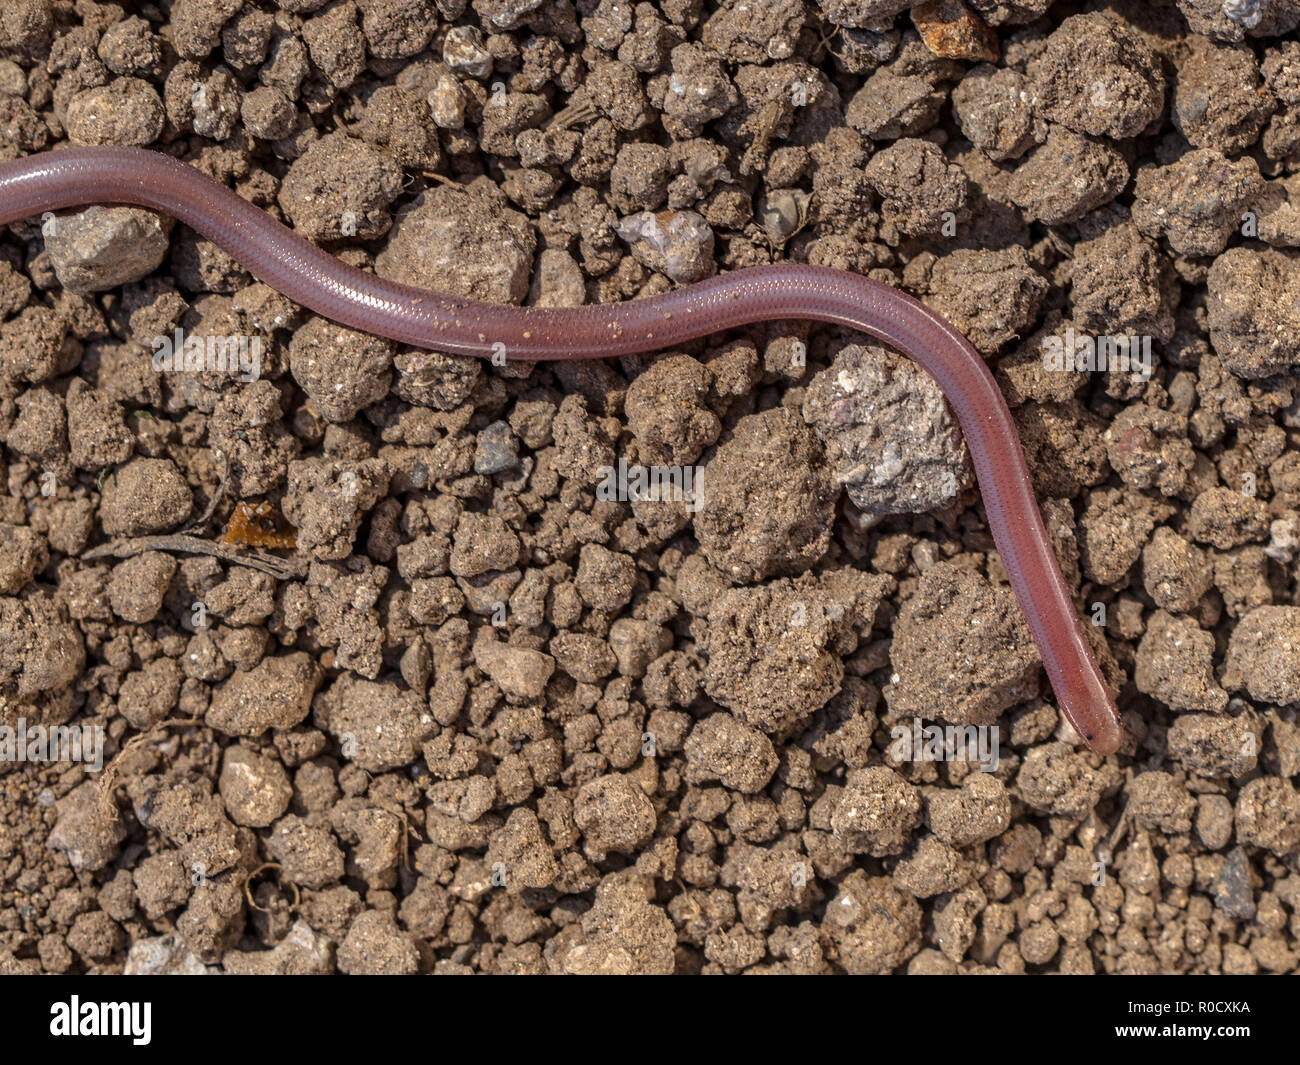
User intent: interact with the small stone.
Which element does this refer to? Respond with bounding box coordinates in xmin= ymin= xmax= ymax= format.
xmin=0 ymin=61 xmax=27 ymax=96
xmin=1007 ymin=128 xmax=1129 ymax=227
xmin=376 ymin=187 xmax=536 ymax=304
xmin=1167 ymin=714 xmax=1261 ymax=778
xmin=473 ymin=421 xmax=520 ymax=474
xmin=1027 ymin=13 xmax=1165 ymax=141
xmin=219 ymin=745 xmax=293 ymax=827
xmin=1134 ymin=610 xmax=1228 ymax=713
xmin=1236 ymin=777 xmax=1300 ymax=854
xmin=951 ymin=65 xmax=1043 ymax=161
xmin=864 ymin=139 xmax=969 ymax=241
xmin=1206 ymin=247 xmax=1300 ymax=379
xmin=1196 ymin=794 xmax=1235 ymax=850
xmin=365 ymin=87 xmax=442 ymax=170
xmin=45 ymin=206 xmax=172 ymax=293
xmin=803 ymin=341 xmax=971 ymax=519
xmin=842 ymin=67 xmax=946 ymax=141
xmin=607 ymin=618 xmax=673 ymax=679
xmin=301 ymin=7 xmax=364 ymax=88
xmin=65 ymin=78 xmax=164 ymax=146
xmin=549 ymin=631 xmax=616 ymax=683
xmin=694 ymin=407 xmax=837 ymax=583
xmin=562 ymin=874 xmax=675 ymax=974
xmin=1212 ymin=848 xmax=1256 ymax=919
xmin=822 ymin=871 xmax=922 ymax=974
xmin=758 ymin=188 xmax=811 ymax=245
xmin=443 ymin=26 xmax=492 ymax=79
xmin=124 ymin=935 xmax=212 ymax=975
xmin=616 ymin=210 xmax=715 ymax=283
xmin=1172 ymin=38 xmax=1273 ymax=156
xmin=0 ymin=592 xmax=84 ymax=698
xmin=815 ymin=0 xmax=912 ymax=31
xmin=912 ymin=0 xmax=998 ymax=62
xmin=473 ymin=634 xmax=555 ymax=702
xmin=424 ymin=67 xmax=467 ymax=128
xmin=1133 ymin=150 xmax=1264 ymax=258
xmin=241 ymin=85 xmax=297 ymax=140
xmin=926 ymin=774 xmax=1011 ymax=846
xmin=662 ymin=44 xmax=739 ymax=136
xmin=222 ymin=919 xmax=333 ymax=974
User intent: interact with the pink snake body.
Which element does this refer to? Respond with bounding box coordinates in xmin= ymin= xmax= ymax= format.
xmin=0 ymin=146 xmax=1123 ymax=755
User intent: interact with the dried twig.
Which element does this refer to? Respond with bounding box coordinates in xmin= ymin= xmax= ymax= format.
xmin=96 ymin=717 xmax=204 ymax=820
xmin=812 ymin=24 xmax=845 ymax=62
xmin=82 ymin=534 xmax=303 ymax=580
xmin=187 ymin=448 xmax=229 ymax=533
xmin=382 ymin=805 xmax=421 ymax=871
xmin=421 ymin=170 xmax=466 ymax=189
xmin=546 ymin=99 xmax=598 ymax=131
xmin=243 ymin=862 xmax=300 ymax=914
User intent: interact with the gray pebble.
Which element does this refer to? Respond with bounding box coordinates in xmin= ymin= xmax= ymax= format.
xmin=474 ymin=420 xmax=520 ymax=474
xmin=1212 ymin=847 xmax=1257 ymax=919
xmin=124 ymin=935 xmax=214 ymax=976
xmin=45 ymin=205 xmax=172 ymax=293
xmin=803 ymin=341 xmax=972 ymax=519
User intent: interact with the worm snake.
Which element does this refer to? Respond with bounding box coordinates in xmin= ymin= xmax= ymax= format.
xmin=0 ymin=146 xmax=1123 ymax=755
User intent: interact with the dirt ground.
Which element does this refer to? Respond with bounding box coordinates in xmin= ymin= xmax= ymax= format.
xmin=1 ymin=0 xmax=1299 ymax=975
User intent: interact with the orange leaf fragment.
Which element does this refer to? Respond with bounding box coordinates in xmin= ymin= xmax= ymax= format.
xmin=221 ymin=501 xmax=297 ymax=550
